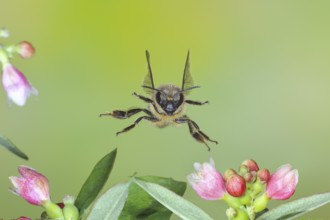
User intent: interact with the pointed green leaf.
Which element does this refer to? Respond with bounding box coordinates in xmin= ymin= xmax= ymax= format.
xmin=87 ymin=182 xmax=131 ymax=220
xmin=119 ymin=176 xmax=187 ymax=220
xmin=75 ymin=148 xmax=117 ymax=213
xmin=0 ymin=134 xmax=28 ymax=160
xmin=258 ymin=192 xmax=330 ymax=220
xmin=133 ymin=178 xmax=213 ymax=220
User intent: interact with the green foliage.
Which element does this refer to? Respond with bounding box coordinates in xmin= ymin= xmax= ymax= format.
xmin=119 ymin=176 xmax=187 ymax=220
xmin=258 ymin=192 xmax=330 ymax=220
xmin=0 ymin=134 xmax=28 ymax=160
xmin=132 ymin=178 xmax=213 ymax=220
xmin=87 ymin=182 xmax=131 ymax=220
xmin=75 ymin=148 xmax=117 ymax=213
xmin=86 ymin=176 xmax=213 ymax=220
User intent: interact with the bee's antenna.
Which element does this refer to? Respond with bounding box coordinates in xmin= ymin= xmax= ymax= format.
xmin=181 ymin=86 xmax=200 ymax=93
xmin=141 ymin=85 xmax=161 ymax=92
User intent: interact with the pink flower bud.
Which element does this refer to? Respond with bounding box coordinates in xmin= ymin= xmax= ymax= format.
xmin=9 ymin=166 xmax=50 ymax=206
xmin=16 ymin=217 xmax=31 ymax=220
xmin=241 ymin=159 xmax=259 ymax=172
xmin=187 ymin=158 xmax=226 ymax=200
xmin=2 ymin=63 xmax=38 ymax=106
xmin=17 ymin=41 xmax=35 ymax=59
xmin=225 ymin=174 xmax=246 ymax=197
xmin=258 ymin=169 xmax=270 ymax=183
xmin=266 ymin=164 xmax=298 ymax=200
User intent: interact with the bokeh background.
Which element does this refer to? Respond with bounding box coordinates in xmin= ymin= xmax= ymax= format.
xmin=1 ymin=1 xmax=330 ymax=219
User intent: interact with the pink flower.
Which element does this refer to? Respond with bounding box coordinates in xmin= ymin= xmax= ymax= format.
xmin=2 ymin=63 xmax=37 ymax=106
xmin=266 ymin=164 xmax=298 ymax=200
xmin=187 ymin=158 xmax=226 ymax=200
xmin=9 ymin=166 xmax=50 ymax=206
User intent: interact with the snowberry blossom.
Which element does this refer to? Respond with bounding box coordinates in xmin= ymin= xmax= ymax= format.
xmin=266 ymin=164 xmax=299 ymax=200
xmin=187 ymin=158 xmax=226 ymax=200
xmin=2 ymin=63 xmax=37 ymax=106
xmin=9 ymin=166 xmax=50 ymax=206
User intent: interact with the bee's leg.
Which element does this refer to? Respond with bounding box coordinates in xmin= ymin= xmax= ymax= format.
xmin=99 ymin=108 xmax=153 ymax=119
xmin=185 ymin=100 xmax=209 ymax=105
xmin=187 ymin=122 xmax=211 ymax=151
xmin=189 ymin=120 xmax=218 ymax=145
xmin=175 ymin=117 xmax=217 ymax=151
xmin=132 ymin=92 xmax=153 ymax=103
xmin=116 ymin=116 xmax=159 ymax=135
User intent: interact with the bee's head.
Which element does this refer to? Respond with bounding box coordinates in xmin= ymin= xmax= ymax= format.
xmin=142 ymin=84 xmax=200 ymax=115
xmin=154 ymin=85 xmax=184 ymax=115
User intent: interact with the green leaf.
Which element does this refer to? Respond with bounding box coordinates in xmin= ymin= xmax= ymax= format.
xmin=119 ymin=176 xmax=187 ymax=220
xmin=0 ymin=134 xmax=28 ymax=160
xmin=75 ymin=148 xmax=117 ymax=213
xmin=87 ymin=182 xmax=131 ymax=220
xmin=258 ymin=192 xmax=330 ymax=220
xmin=133 ymin=177 xmax=213 ymax=220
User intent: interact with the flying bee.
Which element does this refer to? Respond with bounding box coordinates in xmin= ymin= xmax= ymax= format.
xmin=100 ymin=50 xmax=218 ymax=151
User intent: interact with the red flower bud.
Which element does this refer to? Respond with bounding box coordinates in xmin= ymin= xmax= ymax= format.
xmin=57 ymin=202 xmax=65 ymax=209
xmin=224 ymin=168 xmax=237 ymax=181
xmin=17 ymin=41 xmax=35 ymax=59
xmin=258 ymin=169 xmax=270 ymax=183
xmin=226 ymin=174 xmax=246 ymax=197
xmin=16 ymin=217 xmax=31 ymax=220
xmin=241 ymin=159 xmax=259 ymax=172
xmin=243 ymin=172 xmax=256 ymax=183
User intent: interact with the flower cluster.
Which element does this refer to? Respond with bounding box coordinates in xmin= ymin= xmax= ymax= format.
xmin=10 ymin=166 xmax=79 ymax=220
xmin=0 ymin=28 xmax=37 ymax=106
xmin=187 ymin=159 xmax=298 ymax=220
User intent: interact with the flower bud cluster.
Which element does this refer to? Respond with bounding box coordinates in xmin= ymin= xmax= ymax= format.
xmin=0 ymin=28 xmax=37 ymax=106
xmin=187 ymin=159 xmax=298 ymax=220
xmin=9 ymin=166 xmax=79 ymax=220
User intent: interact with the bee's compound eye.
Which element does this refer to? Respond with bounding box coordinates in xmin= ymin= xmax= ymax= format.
xmin=173 ymin=93 xmax=184 ymax=104
xmin=156 ymin=92 xmax=166 ymax=105
xmin=173 ymin=93 xmax=181 ymax=102
xmin=161 ymin=93 xmax=167 ymax=100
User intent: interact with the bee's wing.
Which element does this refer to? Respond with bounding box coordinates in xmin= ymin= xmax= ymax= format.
xmin=181 ymin=50 xmax=194 ymax=95
xmin=142 ymin=50 xmax=155 ymax=95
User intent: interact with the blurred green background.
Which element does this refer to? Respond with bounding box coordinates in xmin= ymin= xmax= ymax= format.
xmin=1 ymin=1 xmax=330 ymax=219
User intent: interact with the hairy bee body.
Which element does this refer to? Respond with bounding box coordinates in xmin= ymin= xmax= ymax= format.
xmin=100 ymin=50 xmax=218 ymax=151
xmin=149 ymin=99 xmax=185 ymax=127
xmin=148 ymin=84 xmax=186 ymax=127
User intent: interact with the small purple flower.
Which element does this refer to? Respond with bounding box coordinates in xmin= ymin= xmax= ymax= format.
xmin=2 ymin=63 xmax=37 ymax=106
xmin=266 ymin=164 xmax=298 ymax=200
xmin=187 ymin=158 xmax=226 ymax=200
xmin=9 ymin=166 xmax=50 ymax=206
